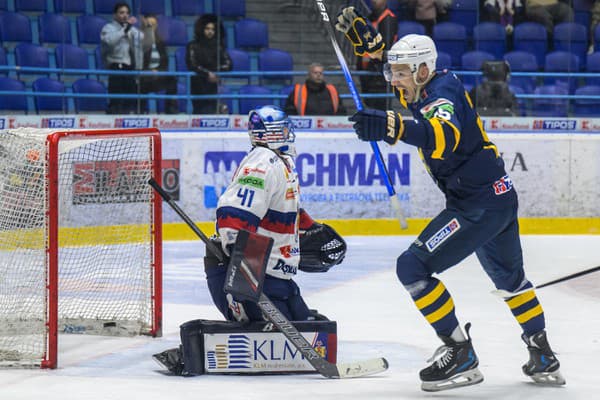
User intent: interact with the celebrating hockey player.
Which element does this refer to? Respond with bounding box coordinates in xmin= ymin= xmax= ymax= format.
xmin=335 ymin=7 xmax=565 ymax=392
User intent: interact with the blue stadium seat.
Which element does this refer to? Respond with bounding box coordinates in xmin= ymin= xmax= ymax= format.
xmin=157 ymin=82 xmax=187 ymax=114
xmin=258 ymin=48 xmax=293 ymax=83
xmin=15 ymin=43 xmax=49 ymax=76
xmin=235 ymin=18 xmax=269 ymax=49
xmin=171 ymin=0 xmax=205 ymax=16
xmin=175 ymin=46 xmax=187 ymax=71
xmin=460 ymin=50 xmax=496 ymax=89
xmin=279 ymin=84 xmax=294 ymax=108
xmin=217 ymin=0 xmax=246 ymax=19
xmin=32 ymin=77 xmax=66 ymax=113
xmin=553 ymin=22 xmax=588 ymax=68
xmin=532 ymin=85 xmax=569 ymax=117
xmin=15 ymin=0 xmax=47 ymax=13
xmin=54 ymin=0 xmax=87 ymax=14
xmin=0 ymin=47 xmax=6 ymax=76
xmin=0 ymin=11 xmax=33 ymax=43
xmin=133 ymin=0 xmax=165 ymax=16
xmin=72 ymin=78 xmax=107 ymax=113
xmin=544 ymin=51 xmax=580 ymax=93
xmin=473 ymin=22 xmax=506 ymax=60
xmin=238 ymin=84 xmax=272 ymax=114
xmin=77 ymin=15 xmax=108 ymax=46
xmin=503 ymin=50 xmax=538 ymax=92
xmin=513 ymin=22 xmax=547 ymax=67
xmin=433 ymin=22 xmax=467 ymax=67
xmin=0 ymin=77 xmax=28 ymax=112
xmin=397 ymin=21 xmax=426 ymax=38
xmin=94 ymin=0 xmax=128 ymax=15
xmin=0 ymin=0 xmax=7 ymax=10
xmin=95 ymin=45 xmax=104 ymax=69
xmin=229 ymin=48 xmax=251 ymax=71
xmin=508 ymin=84 xmax=527 ymax=116
xmin=447 ymin=0 xmax=478 ymax=35
xmin=157 ymin=16 xmax=188 ymax=47
xmin=55 ymin=44 xmax=89 ymax=70
xmin=573 ymin=84 xmax=600 ymax=116
xmin=39 ymin=13 xmax=72 ymax=45
xmin=436 ymin=51 xmax=452 ymax=71
xmin=585 ymin=52 xmax=600 ymax=85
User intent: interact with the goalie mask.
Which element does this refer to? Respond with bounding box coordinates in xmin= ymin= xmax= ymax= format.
xmin=248 ymin=105 xmax=296 ymax=156
xmin=383 ymin=34 xmax=437 ymax=104
xmin=299 ymin=223 xmax=347 ymax=273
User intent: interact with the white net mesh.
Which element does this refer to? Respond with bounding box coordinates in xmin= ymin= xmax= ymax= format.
xmin=0 ymin=128 xmax=158 ymax=368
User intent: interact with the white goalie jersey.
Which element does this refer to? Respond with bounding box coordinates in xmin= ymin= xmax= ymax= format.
xmin=216 ymin=146 xmax=300 ymax=280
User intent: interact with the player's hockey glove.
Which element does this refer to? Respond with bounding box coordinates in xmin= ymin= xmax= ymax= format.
xmin=349 ymin=109 xmax=404 ymax=145
xmin=335 ymin=6 xmax=384 ymax=57
xmin=299 ymin=222 xmax=346 ymax=273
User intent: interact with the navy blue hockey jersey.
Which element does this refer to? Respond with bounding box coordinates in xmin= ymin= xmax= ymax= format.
xmin=401 ymin=71 xmax=517 ymax=210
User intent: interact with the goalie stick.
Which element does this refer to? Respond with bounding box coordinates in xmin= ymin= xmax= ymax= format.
xmin=148 ymin=178 xmax=388 ymax=378
xmin=314 ymin=0 xmax=408 ymax=229
xmin=492 ymin=265 xmax=600 ymax=298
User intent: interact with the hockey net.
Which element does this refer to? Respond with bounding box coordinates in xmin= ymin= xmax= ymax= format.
xmin=0 ymin=128 xmax=162 ymax=368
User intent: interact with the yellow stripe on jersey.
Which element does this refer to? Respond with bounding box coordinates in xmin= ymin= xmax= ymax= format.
xmin=430 ymin=118 xmax=446 ymax=159
xmin=515 ymin=304 xmax=544 ymax=324
xmin=415 ymin=281 xmax=446 ymax=309
xmin=506 ymin=290 xmax=537 ymax=309
xmin=425 ymin=297 xmax=455 ymax=324
xmin=483 ymin=144 xmax=499 ymax=158
xmin=443 ymin=119 xmax=461 ymax=151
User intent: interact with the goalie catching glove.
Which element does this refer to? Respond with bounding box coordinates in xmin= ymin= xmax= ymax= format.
xmin=335 ymin=7 xmax=384 ymax=57
xmin=349 ymin=109 xmax=404 ymax=145
xmin=299 ymin=222 xmax=347 ymax=273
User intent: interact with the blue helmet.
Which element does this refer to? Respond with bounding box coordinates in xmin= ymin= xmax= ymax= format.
xmin=248 ymin=105 xmax=296 ymax=155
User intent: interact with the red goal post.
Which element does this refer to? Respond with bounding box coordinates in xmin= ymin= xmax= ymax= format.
xmin=0 ymin=128 xmax=162 ymax=369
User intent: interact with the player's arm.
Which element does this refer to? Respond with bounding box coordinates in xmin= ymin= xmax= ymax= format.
xmin=349 ymin=100 xmax=462 ymax=160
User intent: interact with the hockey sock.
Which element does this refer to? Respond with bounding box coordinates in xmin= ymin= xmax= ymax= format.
xmin=505 ymin=289 xmax=545 ymax=336
xmin=411 ymin=278 xmax=460 ymax=338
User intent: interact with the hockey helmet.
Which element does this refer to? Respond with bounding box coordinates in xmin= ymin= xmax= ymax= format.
xmin=384 ymin=34 xmax=437 ymax=86
xmin=248 ymin=105 xmax=296 ymax=156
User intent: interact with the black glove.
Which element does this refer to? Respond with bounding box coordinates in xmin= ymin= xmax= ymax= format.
xmin=335 ymin=7 xmax=384 ymax=56
xmin=349 ymin=109 xmax=404 ymax=144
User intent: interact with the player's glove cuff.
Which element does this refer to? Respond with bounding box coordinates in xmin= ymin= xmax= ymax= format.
xmin=349 ymin=109 xmax=404 ymax=145
xmin=335 ymin=7 xmax=384 ymax=56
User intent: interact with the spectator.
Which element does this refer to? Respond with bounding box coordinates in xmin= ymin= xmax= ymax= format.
xmin=590 ymin=0 xmax=600 ymax=54
xmin=284 ymin=63 xmax=347 ymax=116
xmin=406 ymin=0 xmax=448 ymax=37
xmin=186 ymin=14 xmax=232 ymax=114
xmin=139 ymin=15 xmax=179 ymax=114
xmin=482 ymin=0 xmax=525 ymax=34
xmin=357 ymin=0 xmax=398 ymax=110
xmin=524 ymin=0 xmax=574 ymax=38
xmin=101 ymin=2 xmax=147 ymax=114
xmin=469 ymin=60 xmax=518 ymax=116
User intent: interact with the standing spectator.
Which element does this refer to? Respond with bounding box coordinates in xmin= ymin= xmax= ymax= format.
xmin=101 ymin=2 xmax=146 ymax=114
xmin=407 ymin=0 xmax=442 ymax=37
xmin=139 ymin=15 xmax=179 ymax=114
xmin=482 ymin=0 xmax=525 ymax=34
xmin=356 ymin=0 xmax=398 ymax=110
xmin=186 ymin=14 xmax=232 ymax=114
xmin=284 ymin=63 xmax=347 ymax=116
xmin=524 ymin=0 xmax=574 ymax=39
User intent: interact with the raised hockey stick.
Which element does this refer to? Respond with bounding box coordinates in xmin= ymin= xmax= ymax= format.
xmin=314 ymin=0 xmax=408 ymax=229
xmin=147 ymin=178 xmax=389 ymax=378
xmin=492 ymin=265 xmax=600 ymax=298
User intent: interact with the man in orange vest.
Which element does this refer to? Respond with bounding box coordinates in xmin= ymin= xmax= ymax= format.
xmin=284 ymin=63 xmax=347 ymax=116
xmin=357 ymin=0 xmax=398 ymax=111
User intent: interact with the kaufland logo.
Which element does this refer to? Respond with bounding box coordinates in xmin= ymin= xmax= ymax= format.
xmin=114 ymin=118 xmax=151 ymax=128
xmin=42 ymin=118 xmax=75 ymax=128
xmin=533 ymin=120 xmax=576 ymax=130
xmin=191 ymin=117 xmax=229 ymax=128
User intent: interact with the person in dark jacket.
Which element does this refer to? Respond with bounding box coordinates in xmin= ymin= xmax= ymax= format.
xmin=284 ymin=63 xmax=346 ymax=116
xmin=139 ymin=14 xmax=179 ymax=114
xmin=186 ymin=14 xmax=232 ymax=114
xmin=469 ymin=61 xmax=518 ymax=116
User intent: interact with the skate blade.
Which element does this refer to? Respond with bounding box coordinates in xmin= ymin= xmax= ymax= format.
xmin=421 ymin=368 xmax=484 ymax=392
xmin=529 ymin=370 xmax=566 ymax=386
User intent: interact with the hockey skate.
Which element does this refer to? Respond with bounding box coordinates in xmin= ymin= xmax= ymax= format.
xmin=420 ymin=323 xmax=484 ymax=392
xmin=522 ymin=330 xmax=565 ymax=385
xmin=152 ymin=347 xmax=184 ymax=376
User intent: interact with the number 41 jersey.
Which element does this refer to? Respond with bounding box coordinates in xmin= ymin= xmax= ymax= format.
xmin=216 ymin=146 xmax=300 ymax=280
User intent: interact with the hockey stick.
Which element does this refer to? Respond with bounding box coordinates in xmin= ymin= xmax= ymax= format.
xmin=147 ymin=178 xmax=388 ymax=378
xmin=314 ymin=0 xmax=408 ymax=229
xmin=492 ymin=265 xmax=600 ymax=298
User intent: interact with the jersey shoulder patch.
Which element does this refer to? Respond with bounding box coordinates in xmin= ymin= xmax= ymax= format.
xmin=420 ymin=98 xmax=455 ymax=120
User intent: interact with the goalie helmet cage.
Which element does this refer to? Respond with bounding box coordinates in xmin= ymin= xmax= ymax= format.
xmin=0 ymin=128 xmax=162 ymax=369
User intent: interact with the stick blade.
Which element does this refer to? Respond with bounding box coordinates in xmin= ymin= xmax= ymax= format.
xmin=336 ymin=357 xmax=389 ymax=379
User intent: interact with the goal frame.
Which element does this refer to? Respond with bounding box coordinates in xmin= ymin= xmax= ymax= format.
xmin=43 ymin=128 xmax=163 ymax=369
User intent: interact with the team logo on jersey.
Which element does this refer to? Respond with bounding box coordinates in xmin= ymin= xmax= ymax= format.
xmin=493 ymin=175 xmax=513 ymax=195
xmin=420 ymin=98 xmax=454 ymax=120
xmin=279 ymin=245 xmax=299 ymax=258
xmin=285 ymin=188 xmax=296 ymax=199
xmin=242 ymin=167 xmax=266 ymax=176
xmin=425 ymin=218 xmax=461 ymax=252
xmin=273 ymin=259 xmax=298 ymax=275
xmin=238 ymin=175 xmax=265 ymax=189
